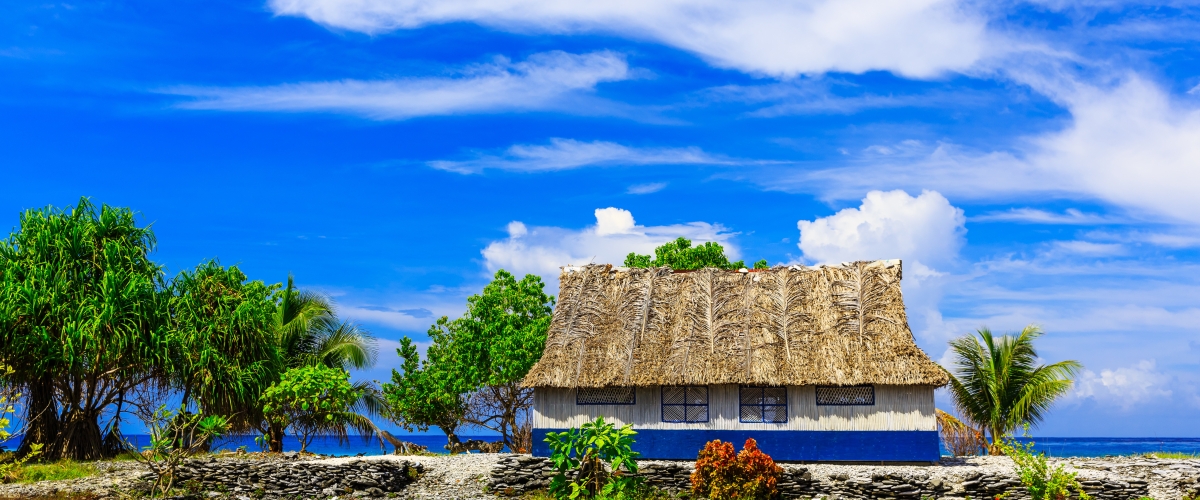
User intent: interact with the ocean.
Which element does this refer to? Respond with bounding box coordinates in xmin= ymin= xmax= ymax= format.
xmin=7 ymin=435 xmax=1200 ymax=458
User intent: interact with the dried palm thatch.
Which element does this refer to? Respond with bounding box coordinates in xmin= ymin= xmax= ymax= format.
xmin=936 ymin=409 xmax=987 ymax=456
xmin=523 ymin=260 xmax=948 ymax=388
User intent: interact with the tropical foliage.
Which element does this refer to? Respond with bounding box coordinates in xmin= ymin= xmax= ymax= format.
xmin=260 ymin=365 xmax=370 ymax=453
xmin=999 ymin=428 xmax=1091 ymax=500
xmin=0 ymin=199 xmax=171 ymax=461
xmin=624 ymin=237 xmax=767 ymax=270
xmin=0 ymin=198 xmax=379 ymax=460
xmin=384 ymin=270 xmax=552 ymax=452
xmin=545 ymin=417 xmax=642 ymax=500
xmin=691 ymin=438 xmax=782 ymax=500
xmin=127 ymin=405 xmax=230 ymax=497
xmin=943 ymin=325 xmax=1082 ymax=454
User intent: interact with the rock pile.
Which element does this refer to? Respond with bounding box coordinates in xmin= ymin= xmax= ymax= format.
xmin=487 ymin=456 xmax=1155 ymax=499
xmin=174 ymin=456 xmax=422 ymax=498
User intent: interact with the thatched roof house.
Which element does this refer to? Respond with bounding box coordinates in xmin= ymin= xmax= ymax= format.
xmin=525 ymin=260 xmax=946 ymax=462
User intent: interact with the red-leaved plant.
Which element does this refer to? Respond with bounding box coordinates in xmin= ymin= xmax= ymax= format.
xmin=691 ymin=438 xmax=783 ymax=500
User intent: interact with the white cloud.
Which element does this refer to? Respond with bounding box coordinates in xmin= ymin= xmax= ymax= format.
xmin=268 ymin=0 xmax=988 ymax=78
xmin=428 ymin=138 xmax=734 ymax=173
xmin=971 ymin=208 xmax=1118 ymax=225
xmin=166 ymin=51 xmax=629 ymax=119
xmin=797 ymin=190 xmax=966 ymax=274
xmin=766 ymin=76 xmax=1200 ymax=225
xmin=481 ymin=207 xmax=737 ymax=289
xmin=1048 ymin=240 xmax=1127 ymax=257
xmin=1072 ymin=360 xmax=1173 ymax=410
xmin=627 ymin=182 xmax=667 ymax=195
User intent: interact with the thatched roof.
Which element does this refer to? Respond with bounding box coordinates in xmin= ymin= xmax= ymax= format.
xmin=523 ymin=260 xmax=948 ymax=388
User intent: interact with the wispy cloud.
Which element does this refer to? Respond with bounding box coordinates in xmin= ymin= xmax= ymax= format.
xmin=971 ymin=208 xmax=1120 ymax=225
xmin=627 ymin=182 xmax=667 ymax=194
xmin=428 ymin=138 xmax=738 ymax=174
xmin=164 ymin=51 xmax=631 ymax=120
xmin=269 ymin=0 xmax=988 ymax=78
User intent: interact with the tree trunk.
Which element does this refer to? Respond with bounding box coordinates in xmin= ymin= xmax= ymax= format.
xmin=267 ymin=422 xmax=285 ymax=453
xmin=53 ymin=410 xmax=104 ymax=461
xmin=18 ymin=375 xmax=58 ymax=458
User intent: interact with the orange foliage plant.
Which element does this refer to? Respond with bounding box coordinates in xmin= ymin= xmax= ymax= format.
xmin=690 ymin=438 xmax=783 ymax=500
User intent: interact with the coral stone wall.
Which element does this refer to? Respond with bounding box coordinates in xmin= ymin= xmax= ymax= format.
xmin=173 ymin=457 xmax=422 ymax=498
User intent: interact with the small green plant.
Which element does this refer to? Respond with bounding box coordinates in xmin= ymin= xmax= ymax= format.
xmin=545 ymin=416 xmax=642 ymax=499
xmin=124 ymin=405 xmax=229 ymax=497
xmin=998 ymin=427 xmax=1090 ymax=500
xmin=690 ymin=438 xmax=782 ymax=500
xmin=1 ymin=365 xmax=43 ymax=482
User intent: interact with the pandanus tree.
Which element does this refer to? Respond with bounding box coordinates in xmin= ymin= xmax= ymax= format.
xmin=0 ymin=198 xmax=171 ymax=460
xmin=943 ymin=325 xmax=1082 ymax=454
xmin=169 ymin=260 xmax=280 ymax=434
xmin=261 ymin=276 xmax=380 ymax=452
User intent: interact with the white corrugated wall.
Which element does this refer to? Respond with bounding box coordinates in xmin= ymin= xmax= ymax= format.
xmin=532 ymin=385 xmax=935 ymax=431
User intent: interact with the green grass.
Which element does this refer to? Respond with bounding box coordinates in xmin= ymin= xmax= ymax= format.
xmin=5 ymin=460 xmax=98 ymax=484
xmin=1143 ymin=451 xmax=1200 ymax=459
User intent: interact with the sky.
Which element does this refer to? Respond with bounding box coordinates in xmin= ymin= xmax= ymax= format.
xmin=2 ymin=0 xmax=1199 ymax=437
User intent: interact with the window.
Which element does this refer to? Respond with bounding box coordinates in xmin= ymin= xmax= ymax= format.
xmin=661 ymin=386 xmax=708 ymax=423
xmin=815 ymin=385 xmax=875 ymax=406
xmin=576 ymin=387 xmax=635 ymax=405
xmin=739 ymin=386 xmax=787 ymax=423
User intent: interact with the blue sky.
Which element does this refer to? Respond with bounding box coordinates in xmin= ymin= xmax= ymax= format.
xmin=3 ymin=0 xmax=1200 ymax=436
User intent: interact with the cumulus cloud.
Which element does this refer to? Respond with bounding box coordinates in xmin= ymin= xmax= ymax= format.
xmin=797 ymin=190 xmax=966 ymax=275
xmin=428 ymin=139 xmax=733 ymax=173
xmin=1072 ymin=360 xmax=1173 ymax=410
xmin=165 ymin=51 xmax=629 ymax=119
xmin=481 ymin=207 xmax=737 ymax=289
xmin=268 ymin=0 xmax=987 ymax=78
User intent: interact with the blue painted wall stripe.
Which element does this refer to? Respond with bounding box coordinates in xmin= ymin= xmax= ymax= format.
xmin=532 ymin=429 xmax=940 ymax=462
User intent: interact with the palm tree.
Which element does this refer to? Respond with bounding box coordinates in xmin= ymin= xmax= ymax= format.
xmin=262 ymin=276 xmax=382 ymax=452
xmin=944 ymin=324 xmax=1082 ymax=455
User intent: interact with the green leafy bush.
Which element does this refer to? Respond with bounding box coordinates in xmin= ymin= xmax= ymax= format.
xmin=625 ymin=237 xmax=760 ymax=270
xmin=545 ymin=416 xmax=642 ymax=499
xmin=261 ymin=365 xmax=365 ymax=453
xmin=999 ymin=430 xmax=1091 ymax=500
xmin=690 ymin=438 xmax=782 ymax=500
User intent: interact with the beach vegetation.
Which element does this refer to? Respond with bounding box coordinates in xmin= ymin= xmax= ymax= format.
xmin=125 ymin=405 xmax=229 ymax=497
xmin=942 ymin=325 xmax=1081 ymax=455
xmin=384 ymin=270 xmax=552 ymax=453
xmin=260 ymin=365 xmax=371 ymax=453
xmin=0 ymin=198 xmax=171 ymax=461
xmin=263 ymin=275 xmax=380 ymax=452
xmin=999 ymin=427 xmax=1091 ymax=500
xmin=691 ymin=438 xmax=782 ymax=500
xmin=545 ymin=416 xmax=642 ymax=500
xmin=624 ymin=237 xmax=760 ymax=271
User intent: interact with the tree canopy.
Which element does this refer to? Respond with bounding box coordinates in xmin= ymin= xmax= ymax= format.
xmin=384 ymin=270 xmax=553 ymax=452
xmin=624 ymin=237 xmax=767 ymax=270
xmin=943 ymin=325 xmax=1082 ymax=454
xmin=0 ymin=198 xmax=171 ymax=460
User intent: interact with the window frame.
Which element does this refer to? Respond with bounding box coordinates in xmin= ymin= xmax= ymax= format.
xmin=575 ymin=387 xmax=637 ymax=406
xmin=814 ymin=385 xmax=876 ymax=406
xmin=660 ymin=386 xmax=710 ymax=423
xmin=738 ymin=385 xmax=788 ymax=424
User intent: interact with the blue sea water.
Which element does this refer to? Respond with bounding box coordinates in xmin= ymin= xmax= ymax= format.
xmin=6 ymin=435 xmax=1200 ymax=458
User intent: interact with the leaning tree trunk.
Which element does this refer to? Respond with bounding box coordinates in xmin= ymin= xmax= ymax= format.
xmin=18 ymin=375 xmax=58 ymax=458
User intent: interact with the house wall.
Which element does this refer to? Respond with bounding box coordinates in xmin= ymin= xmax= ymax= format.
xmin=532 ymin=385 xmax=936 ymax=431
xmin=531 ymin=385 xmax=939 ymax=461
